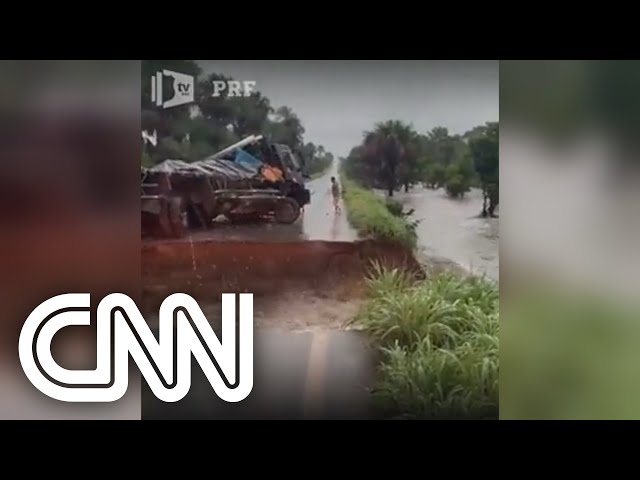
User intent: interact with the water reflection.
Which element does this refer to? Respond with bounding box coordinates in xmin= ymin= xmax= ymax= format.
xmin=393 ymin=187 xmax=499 ymax=280
xmin=330 ymin=210 xmax=341 ymax=240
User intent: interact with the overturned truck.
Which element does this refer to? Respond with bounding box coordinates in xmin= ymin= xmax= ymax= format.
xmin=142 ymin=135 xmax=311 ymax=239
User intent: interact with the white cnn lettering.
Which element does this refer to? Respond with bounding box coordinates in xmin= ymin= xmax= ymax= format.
xmin=18 ymin=293 xmax=254 ymax=403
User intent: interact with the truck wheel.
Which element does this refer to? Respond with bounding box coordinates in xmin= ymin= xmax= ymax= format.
xmin=274 ymin=198 xmax=300 ymax=224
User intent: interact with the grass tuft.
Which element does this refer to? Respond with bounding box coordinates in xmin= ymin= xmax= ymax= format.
xmin=352 ymin=265 xmax=499 ymax=419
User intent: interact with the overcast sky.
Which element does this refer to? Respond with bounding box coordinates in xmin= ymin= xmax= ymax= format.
xmin=198 ymin=60 xmax=499 ymax=158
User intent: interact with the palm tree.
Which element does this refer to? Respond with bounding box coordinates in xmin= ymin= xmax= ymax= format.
xmin=363 ymin=120 xmax=418 ymax=196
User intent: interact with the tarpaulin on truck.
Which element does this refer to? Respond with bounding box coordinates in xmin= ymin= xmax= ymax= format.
xmin=147 ymin=147 xmax=286 ymax=188
xmin=149 ymin=157 xmax=262 ymax=182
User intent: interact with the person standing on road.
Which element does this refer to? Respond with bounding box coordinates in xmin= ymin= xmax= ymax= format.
xmin=330 ymin=176 xmax=341 ymax=214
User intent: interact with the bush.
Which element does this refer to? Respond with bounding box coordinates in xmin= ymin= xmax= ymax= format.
xmin=384 ymin=198 xmax=404 ymax=217
xmin=422 ymin=163 xmax=446 ymax=189
xmin=443 ymin=154 xmax=475 ymax=198
xmin=444 ymin=174 xmax=470 ymax=198
xmin=352 ymin=266 xmax=499 ymax=419
xmin=340 ymin=176 xmax=417 ymax=249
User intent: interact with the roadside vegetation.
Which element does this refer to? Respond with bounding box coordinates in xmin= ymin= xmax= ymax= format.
xmin=340 ymin=118 xmax=499 ymax=420
xmin=351 ymin=264 xmax=499 ymax=419
xmin=340 ymin=174 xmax=418 ymax=249
xmin=338 ymin=118 xmax=499 ymax=249
xmin=342 ymin=120 xmax=499 ymax=217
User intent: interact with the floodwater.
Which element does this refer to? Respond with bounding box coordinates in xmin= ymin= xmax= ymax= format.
xmin=391 ymin=187 xmax=499 ymax=281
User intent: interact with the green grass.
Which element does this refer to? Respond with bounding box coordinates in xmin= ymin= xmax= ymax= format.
xmin=352 ymin=264 xmax=499 ymax=419
xmin=340 ymin=176 xmax=417 ymax=249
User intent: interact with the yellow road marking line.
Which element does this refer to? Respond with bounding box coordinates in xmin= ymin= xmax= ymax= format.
xmin=303 ymin=331 xmax=331 ymax=418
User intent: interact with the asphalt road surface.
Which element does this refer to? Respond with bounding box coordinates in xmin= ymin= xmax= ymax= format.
xmin=301 ymin=164 xmax=358 ymax=242
xmin=142 ymin=329 xmax=376 ymax=420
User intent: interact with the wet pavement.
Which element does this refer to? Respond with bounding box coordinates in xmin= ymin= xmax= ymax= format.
xmin=301 ymin=165 xmax=358 ymax=242
xmin=142 ymin=329 xmax=375 ymax=420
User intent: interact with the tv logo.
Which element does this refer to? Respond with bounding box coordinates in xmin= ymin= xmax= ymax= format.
xmin=18 ymin=293 xmax=253 ymax=403
xmin=150 ymin=69 xmax=194 ymax=109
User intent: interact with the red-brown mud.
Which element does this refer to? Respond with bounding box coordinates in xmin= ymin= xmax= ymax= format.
xmin=141 ymin=238 xmax=423 ymax=319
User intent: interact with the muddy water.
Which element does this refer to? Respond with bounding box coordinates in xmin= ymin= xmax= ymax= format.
xmin=391 ymin=187 xmax=499 ymax=281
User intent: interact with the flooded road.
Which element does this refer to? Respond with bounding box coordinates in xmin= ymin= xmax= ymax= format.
xmin=391 ymin=187 xmax=499 ymax=281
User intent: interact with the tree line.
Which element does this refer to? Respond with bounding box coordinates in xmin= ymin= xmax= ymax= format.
xmin=342 ymin=120 xmax=499 ymax=217
xmin=141 ymin=60 xmax=333 ymax=176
